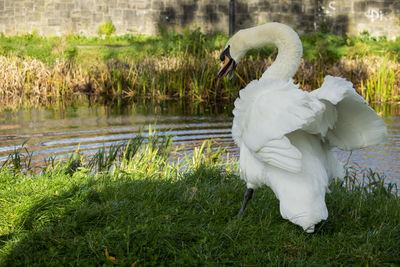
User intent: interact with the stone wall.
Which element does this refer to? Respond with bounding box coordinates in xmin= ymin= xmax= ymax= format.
xmin=0 ymin=0 xmax=399 ymax=38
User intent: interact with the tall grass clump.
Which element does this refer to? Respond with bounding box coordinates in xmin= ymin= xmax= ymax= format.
xmin=0 ymin=135 xmax=399 ymax=265
xmin=0 ymin=55 xmax=88 ymax=110
xmin=360 ymin=54 xmax=400 ymax=102
xmin=0 ymin=140 xmax=32 ymax=173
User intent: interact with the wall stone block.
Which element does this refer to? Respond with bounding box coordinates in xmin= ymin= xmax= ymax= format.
xmin=0 ymin=0 xmax=398 ymax=37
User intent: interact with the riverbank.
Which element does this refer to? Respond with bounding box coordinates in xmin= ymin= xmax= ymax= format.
xmin=0 ymin=30 xmax=399 ymax=111
xmin=0 ymin=137 xmax=399 ymax=265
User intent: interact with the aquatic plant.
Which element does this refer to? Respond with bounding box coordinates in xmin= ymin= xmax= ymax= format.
xmin=0 ymin=56 xmax=83 ymax=109
xmin=1 ymin=52 xmax=399 ymax=112
xmin=360 ymin=54 xmax=400 ymax=102
xmin=0 ymin=140 xmax=32 ymax=173
xmin=0 ymin=30 xmax=399 ymax=111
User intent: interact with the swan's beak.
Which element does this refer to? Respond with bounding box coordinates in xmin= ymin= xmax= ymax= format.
xmin=218 ymin=56 xmax=236 ymax=80
xmin=218 ymin=46 xmax=236 ymax=80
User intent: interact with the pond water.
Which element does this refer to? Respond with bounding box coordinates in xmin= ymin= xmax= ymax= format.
xmin=0 ymin=101 xmax=399 ymax=186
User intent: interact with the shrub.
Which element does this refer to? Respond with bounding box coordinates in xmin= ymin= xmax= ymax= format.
xmin=97 ymin=20 xmax=116 ymax=37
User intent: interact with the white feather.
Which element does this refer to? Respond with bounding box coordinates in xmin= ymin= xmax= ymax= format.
xmin=227 ymin=23 xmax=388 ymax=232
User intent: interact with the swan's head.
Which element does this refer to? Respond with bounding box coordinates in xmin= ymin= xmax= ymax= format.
xmin=217 ymin=30 xmax=248 ymax=80
xmin=218 ymin=23 xmax=303 ymax=81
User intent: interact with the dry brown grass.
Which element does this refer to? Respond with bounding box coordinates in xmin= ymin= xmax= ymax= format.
xmin=0 ymin=56 xmax=89 ymax=109
xmin=0 ymin=54 xmax=398 ymax=111
xmin=296 ymin=56 xmax=400 ymax=102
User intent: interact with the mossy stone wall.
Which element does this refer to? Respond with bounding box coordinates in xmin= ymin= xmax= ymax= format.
xmin=0 ymin=0 xmax=399 ymax=37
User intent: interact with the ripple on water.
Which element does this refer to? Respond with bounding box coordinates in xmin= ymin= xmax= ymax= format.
xmin=0 ymin=104 xmax=399 ymax=186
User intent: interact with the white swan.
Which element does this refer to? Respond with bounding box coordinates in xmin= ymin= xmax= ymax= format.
xmin=218 ymin=23 xmax=388 ymax=233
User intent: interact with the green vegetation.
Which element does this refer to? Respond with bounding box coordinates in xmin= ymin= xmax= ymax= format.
xmin=1 ymin=29 xmax=399 ymax=65
xmin=302 ymin=30 xmax=400 ymax=62
xmin=0 ymin=28 xmax=227 ymax=66
xmin=0 ymin=29 xmax=399 ymax=111
xmin=360 ymin=54 xmax=399 ymax=102
xmin=97 ymin=21 xmax=116 ymax=37
xmin=0 ymin=136 xmax=398 ymax=265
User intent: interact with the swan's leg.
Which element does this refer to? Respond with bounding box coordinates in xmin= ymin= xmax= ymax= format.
xmin=235 ymin=188 xmax=254 ymax=218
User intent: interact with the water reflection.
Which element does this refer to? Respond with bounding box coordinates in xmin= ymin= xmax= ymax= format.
xmin=0 ymin=101 xmax=399 ymax=185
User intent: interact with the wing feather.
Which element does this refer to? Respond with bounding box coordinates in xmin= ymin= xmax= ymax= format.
xmin=232 ymin=76 xmax=387 ymax=174
xmin=255 ymin=137 xmax=302 ymax=173
xmin=309 ymin=76 xmax=388 ymax=149
xmin=232 ymin=79 xmax=322 ymax=173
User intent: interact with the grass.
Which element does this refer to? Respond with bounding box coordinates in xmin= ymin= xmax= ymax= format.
xmin=0 ymin=29 xmax=399 ymax=111
xmin=0 ymin=28 xmax=227 ymax=66
xmin=0 ymin=137 xmax=399 ymax=266
xmin=360 ymin=54 xmax=400 ymax=102
xmin=1 ymin=29 xmax=398 ymax=66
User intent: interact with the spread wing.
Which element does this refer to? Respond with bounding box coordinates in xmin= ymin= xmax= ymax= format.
xmin=309 ymin=76 xmax=388 ymax=150
xmin=232 ymin=76 xmax=387 ymax=173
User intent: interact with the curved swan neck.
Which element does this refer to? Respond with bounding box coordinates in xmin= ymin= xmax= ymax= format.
xmin=228 ymin=23 xmax=303 ymax=81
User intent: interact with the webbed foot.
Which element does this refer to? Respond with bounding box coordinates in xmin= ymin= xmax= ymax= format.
xmin=305 ymin=225 xmax=315 ymax=233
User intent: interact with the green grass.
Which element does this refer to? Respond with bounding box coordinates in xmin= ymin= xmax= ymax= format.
xmin=0 ymin=138 xmax=399 ymax=266
xmin=1 ymin=29 xmax=399 ymax=67
xmin=0 ymin=28 xmax=228 ymax=67
xmin=0 ymin=32 xmax=64 ymax=65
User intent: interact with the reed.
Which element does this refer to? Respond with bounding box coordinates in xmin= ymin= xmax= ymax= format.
xmin=360 ymin=54 xmax=400 ymax=102
xmin=0 ymin=140 xmax=31 ymax=173
xmin=2 ymin=54 xmax=399 ymax=111
xmin=0 ymin=30 xmax=399 ymax=110
xmin=0 ymin=56 xmax=83 ymax=109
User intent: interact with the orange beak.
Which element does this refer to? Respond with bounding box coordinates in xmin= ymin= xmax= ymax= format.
xmin=218 ymin=55 xmax=235 ymax=79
